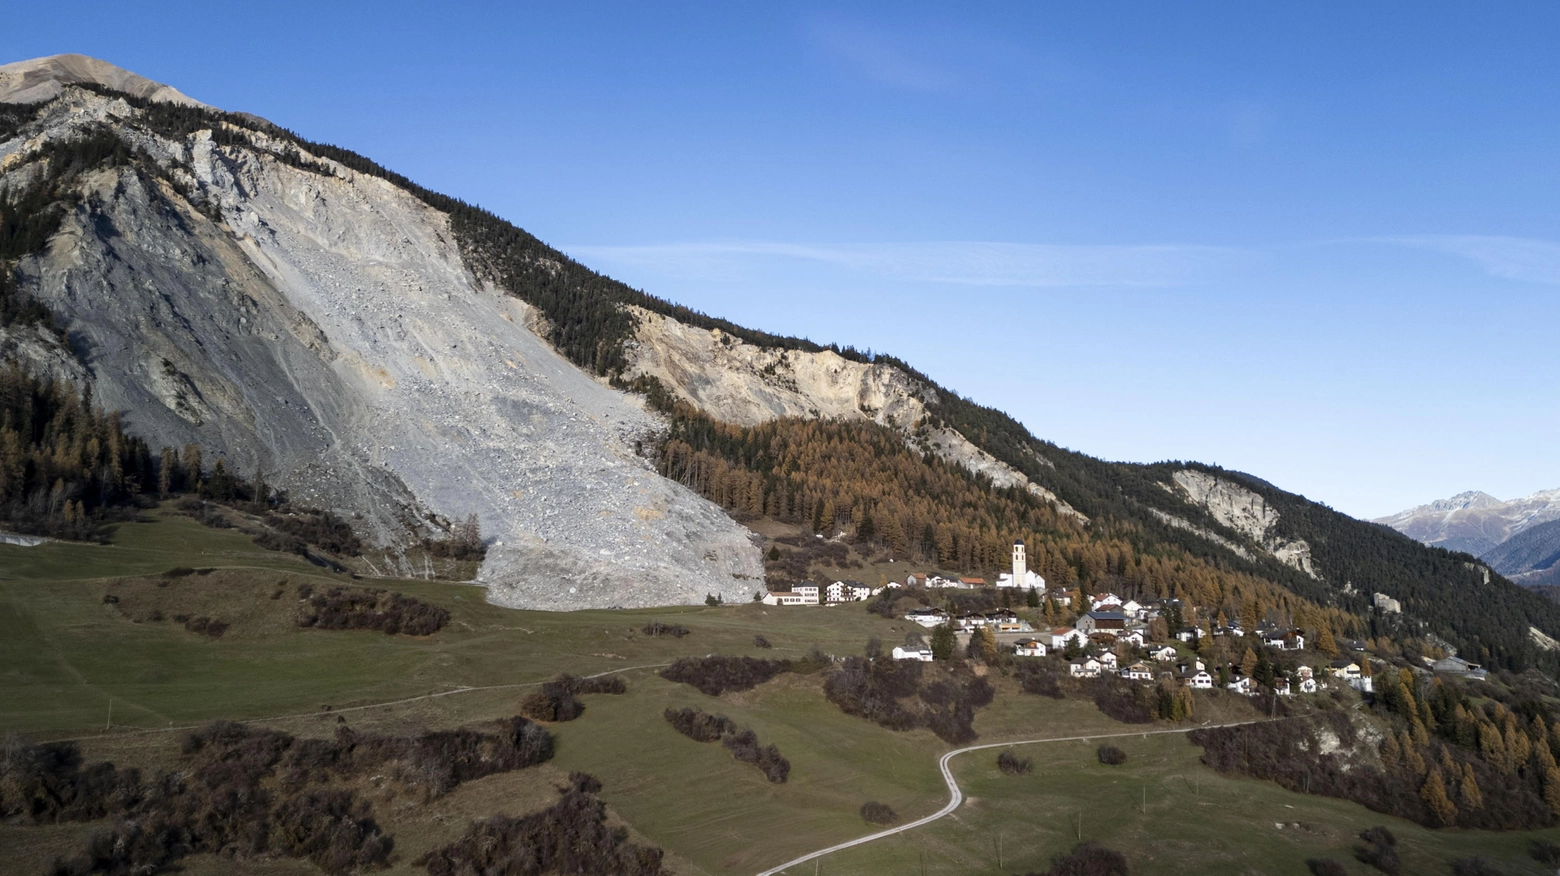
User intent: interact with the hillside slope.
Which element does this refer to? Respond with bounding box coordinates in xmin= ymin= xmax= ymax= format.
xmin=0 ymin=63 xmax=762 ymax=609
xmin=5 ymin=57 xmax=1560 ymax=671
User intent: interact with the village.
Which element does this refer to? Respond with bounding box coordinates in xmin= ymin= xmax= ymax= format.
xmin=760 ymin=540 xmax=1489 ymax=699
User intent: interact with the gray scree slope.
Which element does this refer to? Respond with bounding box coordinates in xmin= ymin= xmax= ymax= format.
xmin=2 ymin=81 xmax=763 ymax=609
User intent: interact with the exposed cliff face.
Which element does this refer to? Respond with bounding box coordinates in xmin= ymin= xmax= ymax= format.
xmin=625 ymin=306 xmax=1085 ymax=519
xmin=3 ymin=83 xmax=762 ymax=609
xmin=1165 ymin=469 xmax=1317 ymax=578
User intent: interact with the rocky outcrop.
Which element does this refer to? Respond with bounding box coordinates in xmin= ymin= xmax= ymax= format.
xmin=626 ymin=307 xmax=1085 ymax=520
xmin=1166 ymin=470 xmax=1317 ymax=578
xmin=3 ymin=83 xmax=762 ymax=609
xmin=0 ymin=54 xmax=205 ymax=106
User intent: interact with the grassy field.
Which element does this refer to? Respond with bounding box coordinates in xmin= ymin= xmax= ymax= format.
xmin=3 ymin=510 xmax=1559 ymax=876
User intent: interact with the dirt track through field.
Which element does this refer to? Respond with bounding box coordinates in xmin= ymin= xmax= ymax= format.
xmin=753 ymin=715 xmax=1291 ymax=876
xmin=46 ymin=662 xmax=674 ymax=744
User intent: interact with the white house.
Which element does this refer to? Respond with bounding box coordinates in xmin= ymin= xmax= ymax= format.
xmin=1148 ymin=645 xmax=1178 ymax=662
xmin=1327 ymin=660 xmax=1361 ymax=680
xmin=1119 ymin=599 xmax=1143 ymax=618
xmin=1299 ymin=677 xmax=1318 ymax=694
xmin=906 ymin=608 xmax=950 ymax=628
xmin=1045 ymin=627 xmax=1087 ymax=649
xmin=1068 ymin=657 xmax=1102 ymax=678
xmin=793 ymin=583 xmax=820 ymax=602
xmin=1274 ymin=678 xmax=1293 ymax=696
xmin=1116 ymin=629 xmax=1146 ymax=647
xmin=1179 ymin=670 xmax=1214 ymax=689
xmin=1014 ymin=638 xmax=1047 ymax=657
xmin=1226 ymin=675 xmax=1254 ymax=695
xmin=762 ymin=590 xmax=818 ymax=606
xmin=1090 ymin=593 xmax=1123 ymax=610
xmin=1263 ymin=629 xmax=1305 ymax=651
xmin=1121 ymin=662 xmax=1154 ymax=681
xmin=1097 ymin=651 xmax=1119 ymax=670
xmin=825 ymin=580 xmax=874 ymax=603
xmin=891 ymin=646 xmax=934 ymax=662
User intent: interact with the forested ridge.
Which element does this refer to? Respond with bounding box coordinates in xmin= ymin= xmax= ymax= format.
xmin=4 ymin=84 xmax=1557 ymax=674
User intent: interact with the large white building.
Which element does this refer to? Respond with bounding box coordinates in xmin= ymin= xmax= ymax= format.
xmin=995 ymin=540 xmax=1046 ymax=589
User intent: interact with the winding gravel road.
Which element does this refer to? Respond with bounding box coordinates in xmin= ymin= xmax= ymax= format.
xmin=754 ymin=717 xmax=1280 ymax=876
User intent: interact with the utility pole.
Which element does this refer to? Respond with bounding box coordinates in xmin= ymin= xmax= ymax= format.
xmin=105 ymin=698 xmax=112 ymax=731
xmin=996 ymin=832 xmax=1003 ymax=868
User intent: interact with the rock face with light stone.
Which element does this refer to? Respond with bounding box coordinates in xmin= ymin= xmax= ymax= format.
xmin=2 ymin=71 xmax=762 ymax=610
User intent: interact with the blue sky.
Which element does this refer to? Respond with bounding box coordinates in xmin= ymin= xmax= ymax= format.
xmin=6 ymin=2 xmax=1559 ymax=519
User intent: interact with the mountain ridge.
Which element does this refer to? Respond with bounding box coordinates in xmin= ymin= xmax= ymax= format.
xmin=1377 ymin=487 xmax=1560 ymax=560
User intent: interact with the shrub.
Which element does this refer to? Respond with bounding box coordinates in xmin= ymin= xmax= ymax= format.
xmin=753 ymin=634 xmax=772 ymax=649
xmin=1532 ymin=840 xmax=1560 ymax=866
xmin=664 ymin=707 xmax=736 ymax=743
xmin=722 ymin=730 xmax=790 ymax=783
xmin=182 ymin=615 xmax=229 ymax=638
xmin=520 ymin=685 xmax=584 ymax=723
xmin=822 ymin=657 xmax=993 ymax=743
xmin=860 ymin=801 xmax=898 ymax=825
xmin=296 ymin=584 xmax=449 ymax=636
xmin=1451 ymin=858 xmax=1502 ymax=876
xmin=662 ymin=708 xmax=788 ymax=781
xmin=1360 ymin=826 xmax=1396 ymax=847
xmin=660 ymin=656 xmax=790 ymax=696
xmin=162 ymin=567 xmax=195 ymax=578
xmin=265 ymin=509 xmax=362 ymax=556
xmin=1097 ymin=745 xmax=1127 ymax=766
xmin=1016 ymin=841 xmax=1129 ymax=876
xmin=1306 ymin=860 xmax=1348 ymax=876
xmin=558 ymin=673 xmax=627 ymax=695
xmin=998 ymin=749 xmax=1033 ymax=775
xmin=1015 ymin=661 xmax=1065 ymax=698
xmin=418 ymin=773 xmax=664 ymax=876
xmin=641 ymin=621 xmax=690 ymax=638
xmin=1357 ymin=841 xmax=1402 ymax=876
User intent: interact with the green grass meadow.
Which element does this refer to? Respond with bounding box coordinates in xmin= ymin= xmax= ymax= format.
xmin=3 ymin=510 xmax=1558 ymax=876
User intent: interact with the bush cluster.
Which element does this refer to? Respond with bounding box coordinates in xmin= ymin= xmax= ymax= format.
xmin=1085 ymin=677 xmax=1154 ymax=724
xmin=660 ymin=655 xmax=791 ymax=696
xmin=641 ymin=621 xmax=690 ymax=638
xmin=418 ymin=773 xmax=664 ymax=876
xmin=1016 ymin=841 xmax=1130 ymax=876
xmin=823 ymin=656 xmax=993 ymax=744
xmin=860 ymin=801 xmax=898 ymax=825
xmin=723 ymin=730 xmax=791 ymax=783
xmin=178 ymin=614 xmax=229 ymax=638
xmin=1 ymin=714 xmax=556 ymax=875
xmin=296 ymin=584 xmax=450 ymax=636
xmin=998 ymin=749 xmax=1033 ymax=775
xmin=662 ymin=707 xmax=790 ymax=783
xmin=1097 ymin=745 xmax=1128 ymax=766
xmin=519 ymin=673 xmax=627 ymax=723
xmin=264 ymin=509 xmax=362 ymax=556
xmin=664 ymin=707 xmax=736 ymax=743
xmin=1356 ymin=826 xmax=1400 ymax=875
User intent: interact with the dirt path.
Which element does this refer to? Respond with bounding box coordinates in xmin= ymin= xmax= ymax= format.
xmin=48 ymin=662 xmax=673 ymax=744
xmin=753 ymin=716 xmax=1282 ymax=876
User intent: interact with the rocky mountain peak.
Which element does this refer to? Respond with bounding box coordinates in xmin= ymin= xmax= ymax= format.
xmin=0 ymin=54 xmax=205 ymax=107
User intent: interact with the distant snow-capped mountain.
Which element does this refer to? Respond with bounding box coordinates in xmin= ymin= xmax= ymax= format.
xmin=1376 ymin=487 xmax=1560 ymax=567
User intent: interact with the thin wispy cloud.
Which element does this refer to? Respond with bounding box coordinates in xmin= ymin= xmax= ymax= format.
xmin=567 ymin=241 xmax=1243 ymax=288
xmin=1387 ymin=235 xmax=1560 ymax=286
xmin=804 ymin=14 xmax=960 ymax=94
